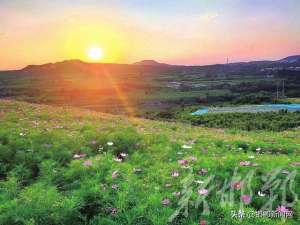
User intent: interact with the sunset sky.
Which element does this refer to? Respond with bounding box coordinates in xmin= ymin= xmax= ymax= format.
xmin=0 ymin=0 xmax=300 ymax=70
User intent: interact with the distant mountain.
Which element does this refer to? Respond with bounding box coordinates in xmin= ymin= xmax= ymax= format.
xmin=278 ymin=55 xmax=300 ymax=63
xmin=133 ymin=60 xmax=171 ymax=66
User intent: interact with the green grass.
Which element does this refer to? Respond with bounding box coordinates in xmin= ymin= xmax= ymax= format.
xmin=1 ymin=100 xmax=300 ymax=224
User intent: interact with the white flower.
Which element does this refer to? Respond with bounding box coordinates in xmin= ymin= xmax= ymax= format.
xmin=248 ymin=155 xmax=255 ymax=159
xmin=258 ymin=191 xmax=266 ymax=197
xmin=182 ymin=144 xmax=192 ymax=149
xmin=120 ymin=152 xmax=128 ymax=157
xmin=194 ymin=180 xmax=205 ymax=184
xmin=107 ymin=142 xmax=114 ymax=146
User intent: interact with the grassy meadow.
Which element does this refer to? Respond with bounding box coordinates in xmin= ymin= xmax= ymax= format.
xmin=1 ymin=100 xmax=300 ymax=225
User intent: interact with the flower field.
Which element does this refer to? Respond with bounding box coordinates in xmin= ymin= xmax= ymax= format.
xmin=1 ymin=100 xmax=300 ymax=225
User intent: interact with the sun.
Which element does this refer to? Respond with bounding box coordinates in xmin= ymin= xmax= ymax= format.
xmin=87 ymin=47 xmax=104 ymax=61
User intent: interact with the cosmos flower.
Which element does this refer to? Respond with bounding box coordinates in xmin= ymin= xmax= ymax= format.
xmin=240 ymin=195 xmax=251 ymax=204
xmin=200 ymin=219 xmax=206 ymax=225
xmin=198 ymin=188 xmax=209 ymax=196
xmin=110 ymin=207 xmax=118 ymax=215
xmin=90 ymin=140 xmax=97 ymax=145
xmin=189 ymin=156 xmax=197 ymax=161
xmin=171 ymin=171 xmax=180 ymax=177
xmin=111 ymin=184 xmax=119 ymax=190
xmin=83 ymin=160 xmax=92 ymax=167
xmin=239 ymin=161 xmax=251 ymax=166
xmin=161 ymin=198 xmax=170 ymax=205
xmin=290 ymin=162 xmax=300 ymax=167
xmin=178 ymin=159 xmax=188 ymax=165
xmin=112 ymin=170 xmax=119 ymax=179
xmin=198 ymin=168 xmax=208 ymax=175
xmin=232 ymin=182 xmax=242 ymax=190
xmin=172 ymin=191 xmax=181 ymax=197
xmin=276 ymin=205 xmax=292 ymax=213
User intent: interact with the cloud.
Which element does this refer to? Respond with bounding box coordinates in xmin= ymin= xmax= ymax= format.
xmin=200 ymin=12 xmax=220 ymax=23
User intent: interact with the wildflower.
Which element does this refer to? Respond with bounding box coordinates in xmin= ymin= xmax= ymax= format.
xmin=182 ymin=144 xmax=192 ymax=149
xmin=111 ymin=184 xmax=119 ymax=190
xmin=248 ymin=155 xmax=255 ymax=159
xmin=177 ymin=151 xmax=183 ymax=155
xmin=83 ymin=160 xmax=92 ymax=167
xmin=112 ymin=170 xmax=119 ymax=179
xmin=178 ymin=159 xmax=188 ymax=165
xmin=113 ymin=157 xmax=123 ymax=162
xmin=239 ymin=161 xmax=251 ymax=166
xmin=73 ymin=153 xmax=87 ymax=159
xmin=256 ymin=147 xmax=261 ymax=152
xmin=200 ymin=219 xmax=206 ymax=225
xmin=290 ymin=162 xmax=300 ymax=167
xmin=19 ymin=132 xmax=25 ymax=136
xmin=194 ymin=180 xmax=205 ymax=184
xmin=110 ymin=207 xmax=118 ymax=215
xmin=107 ymin=142 xmax=114 ymax=146
xmin=90 ymin=140 xmax=97 ymax=145
xmin=165 ymin=183 xmax=172 ymax=188
xmin=172 ymin=191 xmax=181 ymax=197
xmin=171 ymin=171 xmax=180 ymax=177
xmin=232 ymin=182 xmax=242 ymax=190
xmin=276 ymin=205 xmax=292 ymax=213
xmin=258 ymin=191 xmax=266 ymax=197
xmin=120 ymin=152 xmax=128 ymax=157
xmin=161 ymin=198 xmax=170 ymax=206
xmin=240 ymin=195 xmax=251 ymax=204
xmin=189 ymin=156 xmax=197 ymax=161
xmin=198 ymin=168 xmax=208 ymax=175
xmin=133 ymin=168 xmax=143 ymax=173
xmin=198 ymin=188 xmax=209 ymax=196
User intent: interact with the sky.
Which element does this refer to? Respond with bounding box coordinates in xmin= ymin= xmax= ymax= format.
xmin=0 ymin=0 xmax=300 ymax=70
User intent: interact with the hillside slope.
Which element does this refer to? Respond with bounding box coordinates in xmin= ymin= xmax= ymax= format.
xmin=0 ymin=100 xmax=300 ymax=225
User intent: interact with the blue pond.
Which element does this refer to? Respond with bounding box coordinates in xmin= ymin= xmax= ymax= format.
xmin=191 ymin=104 xmax=300 ymax=115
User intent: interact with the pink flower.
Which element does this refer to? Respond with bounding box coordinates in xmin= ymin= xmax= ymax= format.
xmin=90 ymin=140 xmax=97 ymax=145
xmin=199 ymin=219 xmax=206 ymax=225
xmin=110 ymin=207 xmax=118 ymax=215
xmin=171 ymin=171 xmax=180 ymax=177
xmin=240 ymin=195 xmax=251 ymax=204
xmin=198 ymin=168 xmax=208 ymax=176
xmin=290 ymin=162 xmax=300 ymax=167
xmin=83 ymin=160 xmax=92 ymax=167
xmin=231 ymin=182 xmax=242 ymax=190
xmin=111 ymin=184 xmax=119 ymax=190
xmin=172 ymin=191 xmax=181 ymax=197
xmin=112 ymin=170 xmax=119 ymax=179
xmin=198 ymin=188 xmax=209 ymax=196
xmin=161 ymin=198 xmax=170 ymax=205
xmin=240 ymin=161 xmax=251 ymax=166
xmin=189 ymin=156 xmax=197 ymax=161
xmin=178 ymin=159 xmax=188 ymax=166
xmin=276 ymin=205 xmax=292 ymax=213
